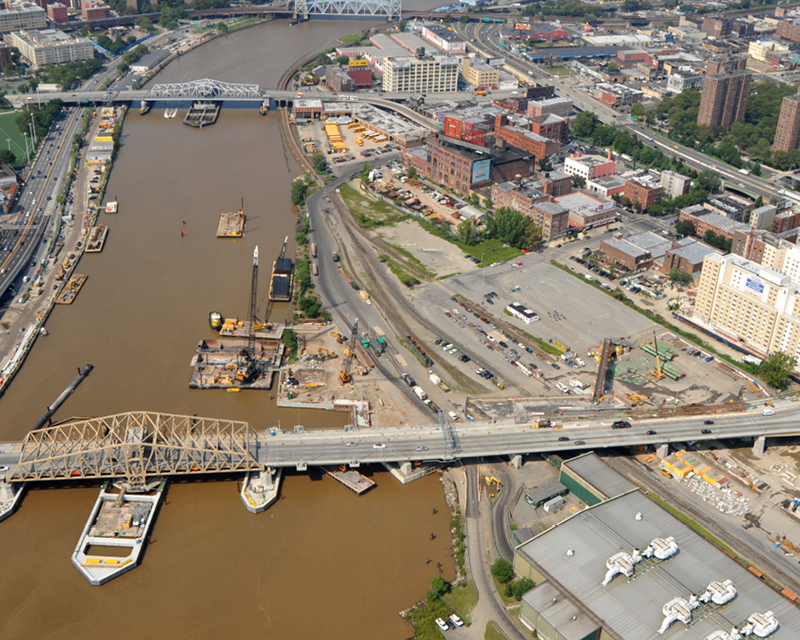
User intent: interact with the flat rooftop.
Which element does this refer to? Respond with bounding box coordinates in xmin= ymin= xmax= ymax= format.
xmin=555 ymin=191 xmax=604 ymax=211
xmin=561 ymin=453 xmax=636 ymax=499
xmin=517 ymin=489 xmax=800 ymax=639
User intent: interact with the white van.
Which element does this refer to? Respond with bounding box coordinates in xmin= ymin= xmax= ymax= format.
xmin=762 ymin=408 xmax=775 ymax=416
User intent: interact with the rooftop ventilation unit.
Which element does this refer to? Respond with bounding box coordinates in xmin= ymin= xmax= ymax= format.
xmin=704 ymin=632 xmax=734 ymax=640
xmin=740 ymin=611 xmax=779 ymax=638
xmin=601 ymin=549 xmax=642 ymax=586
xmin=657 ymin=595 xmax=699 ymax=635
xmin=643 ymin=536 xmax=678 ymax=560
xmin=699 ymin=580 xmax=737 ymax=606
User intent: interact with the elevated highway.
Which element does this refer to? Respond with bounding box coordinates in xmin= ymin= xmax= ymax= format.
xmin=1 ymin=407 xmax=798 ymax=485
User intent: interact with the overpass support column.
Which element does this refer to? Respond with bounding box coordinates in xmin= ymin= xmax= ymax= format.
xmin=400 ymin=462 xmax=412 ymax=475
xmin=753 ymin=436 xmax=766 ymax=457
xmin=656 ymin=444 xmax=669 ymax=459
xmin=509 ymin=454 xmax=522 ymax=469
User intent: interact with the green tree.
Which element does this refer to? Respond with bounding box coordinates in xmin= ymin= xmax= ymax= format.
xmin=631 ymin=102 xmax=646 ymax=118
xmin=407 ymin=165 xmax=418 ymax=180
xmin=397 ymin=19 xmax=407 ymax=32
xmin=282 ymin=329 xmax=298 ymax=357
xmin=669 ymin=268 xmax=693 ymax=285
xmin=428 ymin=576 xmax=451 ymax=601
xmin=607 ymin=60 xmax=619 ymax=73
xmin=291 ymin=178 xmax=309 ymax=206
xmin=0 ymin=149 xmax=14 ymax=164
xmin=443 ymin=14 xmax=453 ymax=24
xmin=696 ymin=169 xmax=721 ymax=194
xmin=572 ymin=175 xmax=586 ymax=188
xmin=457 ymin=219 xmax=477 ymax=245
xmin=217 ymin=22 xmax=229 ymax=34
xmin=336 ymin=55 xmax=350 ymax=65
xmin=311 ymin=150 xmax=327 ymax=174
xmin=137 ymin=16 xmax=153 ymax=30
xmin=522 ymin=219 xmax=543 ymax=251
xmin=571 ymin=111 xmax=599 ymax=138
xmin=758 ymin=352 xmax=797 ymax=390
xmin=755 ymin=195 xmax=763 ymax=208
xmin=459 ymin=15 xmax=470 ymax=24
xmin=485 ymin=207 xmax=529 ymax=248
xmin=491 ymin=558 xmax=514 ymax=584
xmin=675 ymin=219 xmax=695 ymax=236
xmin=512 ymin=578 xmax=535 ymax=600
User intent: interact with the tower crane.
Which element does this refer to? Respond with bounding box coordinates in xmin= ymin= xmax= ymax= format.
xmin=339 ymin=318 xmax=359 ymax=384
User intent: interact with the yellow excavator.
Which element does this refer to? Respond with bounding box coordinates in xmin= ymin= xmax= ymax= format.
xmin=339 ymin=318 xmax=359 ymax=384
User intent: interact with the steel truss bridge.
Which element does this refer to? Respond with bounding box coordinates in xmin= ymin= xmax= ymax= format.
xmin=9 ymin=412 xmax=260 ymax=486
xmin=2 ymin=408 xmax=800 ymax=485
xmin=295 ymin=0 xmax=400 ymax=20
xmin=148 ymin=79 xmax=262 ymax=100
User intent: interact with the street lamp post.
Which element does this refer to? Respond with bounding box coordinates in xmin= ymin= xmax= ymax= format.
xmin=23 ymin=133 xmax=29 ymax=164
xmin=481 ymin=251 xmax=487 ymax=289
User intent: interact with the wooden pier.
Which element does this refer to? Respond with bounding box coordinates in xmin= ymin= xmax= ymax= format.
xmin=56 ymin=274 xmax=88 ymax=305
xmin=188 ymin=338 xmax=284 ymax=390
xmin=320 ymin=466 xmax=376 ymax=495
xmin=85 ymin=226 xmax=109 ymax=253
xmin=184 ymin=102 xmax=220 ymax=128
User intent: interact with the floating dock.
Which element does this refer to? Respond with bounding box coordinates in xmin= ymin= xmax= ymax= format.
xmin=56 ymin=274 xmax=88 ymax=304
xmin=240 ymin=468 xmax=282 ymax=513
xmin=72 ymin=480 xmax=166 ymax=586
xmin=0 ymin=479 xmax=25 ymax=523
xmin=105 ymin=201 xmax=118 ymax=214
xmin=85 ymin=225 xmax=108 ymax=252
xmin=189 ymin=338 xmax=283 ymax=390
xmin=184 ymin=102 xmax=220 ymax=128
xmin=320 ymin=465 xmax=376 ymax=495
xmin=217 ymin=207 xmax=245 ymax=238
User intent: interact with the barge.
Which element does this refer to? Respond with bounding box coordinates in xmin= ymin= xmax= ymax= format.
xmin=184 ymin=102 xmax=220 ymax=128
xmin=56 ymin=274 xmax=88 ymax=304
xmin=72 ymin=480 xmax=166 ymax=586
xmin=269 ymin=256 xmax=294 ymax=302
xmin=85 ymin=225 xmax=108 ymax=252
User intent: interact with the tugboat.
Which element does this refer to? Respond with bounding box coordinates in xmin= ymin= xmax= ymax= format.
xmin=209 ymin=311 xmax=223 ymax=331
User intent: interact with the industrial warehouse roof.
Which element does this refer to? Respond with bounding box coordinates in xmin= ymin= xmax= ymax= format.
xmin=560 ymin=452 xmax=635 ymax=499
xmin=516 ymin=489 xmax=800 ymax=640
xmin=522 ymin=582 xmax=598 ymax=640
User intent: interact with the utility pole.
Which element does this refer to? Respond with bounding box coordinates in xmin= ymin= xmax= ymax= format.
xmin=23 ymin=132 xmax=29 ymax=164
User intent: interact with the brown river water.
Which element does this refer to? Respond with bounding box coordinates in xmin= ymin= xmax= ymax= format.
xmin=0 ymin=12 xmax=455 ymax=640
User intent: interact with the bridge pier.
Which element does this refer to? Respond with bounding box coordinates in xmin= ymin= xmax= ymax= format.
xmin=656 ymin=443 xmax=670 ymax=459
xmin=509 ymin=454 xmax=522 ymax=469
xmin=753 ymin=436 xmax=766 ymax=457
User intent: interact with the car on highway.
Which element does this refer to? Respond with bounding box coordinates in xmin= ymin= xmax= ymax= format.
xmin=704 ymin=420 xmax=714 ymax=425
xmin=762 ymin=408 xmax=775 ymax=416
xmin=558 ymin=436 xmax=569 ymax=441
xmin=373 ymin=443 xmax=386 ymax=449
xmin=416 ymin=446 xmax=429 ymax=452
xmin=551 ymin=363 xmax=560 ymax=369
xmin=574 ymin=440 xmax=586 ymax=445
xmin=701 ymin=429 xmax=712 ymax=435
xmin=345 ymin=441 xmax=357 ymax=447
xmin=646 ymin=430 xmax=657 ymax=435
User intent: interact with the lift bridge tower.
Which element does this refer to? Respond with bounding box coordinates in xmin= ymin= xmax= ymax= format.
xmin=295 ymin=0 xmax=401 ymax=21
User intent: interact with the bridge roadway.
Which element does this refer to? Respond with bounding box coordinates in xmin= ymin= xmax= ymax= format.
xmin=0 ymin=407 xmax=797 ymax=483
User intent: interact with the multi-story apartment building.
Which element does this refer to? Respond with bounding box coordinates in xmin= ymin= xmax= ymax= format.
xmin=7 ymin=28 xmax=93 ymax=68
xmin=526 ymin=96 xmax=571 ymax=118
xmin=460 ymin=56 xmax=499 ymax=88
xmin=46 ymin=1 xmax=67 ymax=22
xmin=777 ymin=18 xmax=800 ymax=43
xmin=493 ymin=114 xmax=560 ymax=164
xmin=702 ymin=16 xmax=733 ymax=38
xmin=80 ymin=0 xmax=109 ymax=19
xmin=382 ymin=54 xmax=458 ymax=93
xmin=694 ymin=251 xmax=800 ymax=362
xmin=0 ymin=2 xmax=44 ymax=33
xmin=773 ymin=94 xmax=800 ymax=152
xmin=563 ymin=153 xmax=616 ymax=181
xmin=697 ymin=69 xmax=751 ymax=130
xmin=528 ymin=114 xmax=569 ymax=142
xmin=624 ymin=175 xmax=663 ymax=211
xmin=660 ymin=170 xmax=691 ymax=199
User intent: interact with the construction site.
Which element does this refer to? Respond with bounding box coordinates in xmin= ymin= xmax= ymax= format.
xmin=276 ymin=319 xmax=427 ymax=429
xmin=190 ymin=245 xmax=285 ymax=391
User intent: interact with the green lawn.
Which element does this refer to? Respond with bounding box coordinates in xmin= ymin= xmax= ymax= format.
xmin=442 ymin=581 xmax=478 ymax=622
xmin=485 ymin=621 xmax=508 ymax=640
xmin=547 ymin=65 xmax=574 ymax=77
xmin=0 ymin=110 xmax=28 ymax=161
xmin=339 ymin=182 xmax=407 ymax=228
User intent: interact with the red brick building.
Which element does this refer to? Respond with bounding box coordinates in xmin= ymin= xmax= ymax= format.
xmin=777 ymin=19 xmax=800 ymax=43
xmin=494 ymin=114 xmax=559 ymax=164
xmin=528 ymin=114 xmax=569 ymax=143
xmin=773 ymin=209 xmax=800 ymax=234
xmin=47 ymin=1 xmax=68 ymax=21
xmin=490 ymin=178 xmax=568 ymax=241
xmin=624 ymin=176 xmax=663 ymax=211
xmin=81 ymin=0 xmax=110 ymax=19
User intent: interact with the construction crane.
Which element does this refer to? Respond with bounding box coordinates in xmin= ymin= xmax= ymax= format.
xmin=649 ymin=331 xmax=665 ymax=381
xmin=339 ymin=318 xmax=359 ymax=384
xmin=236 ymin=246 xmax=259 ymax=383
xmin=255 ymin=236 xmax=288 ymax=332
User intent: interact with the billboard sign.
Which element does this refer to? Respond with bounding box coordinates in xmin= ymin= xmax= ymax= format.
xmin=471 ymin=159 xmax=491 ymax=184
xmin=596 ymin=201 xmax=615 ymax=212
xmin=745 ymin=277 xmax=765 ymax=295
xmin=514 ymin=23 xmax=530 ymax=31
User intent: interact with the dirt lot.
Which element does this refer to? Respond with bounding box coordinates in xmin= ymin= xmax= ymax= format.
xmin=278 ymin=322 xmax=429 ymax=428
xmin=378 ymin=219 xmax=467 ymax=279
